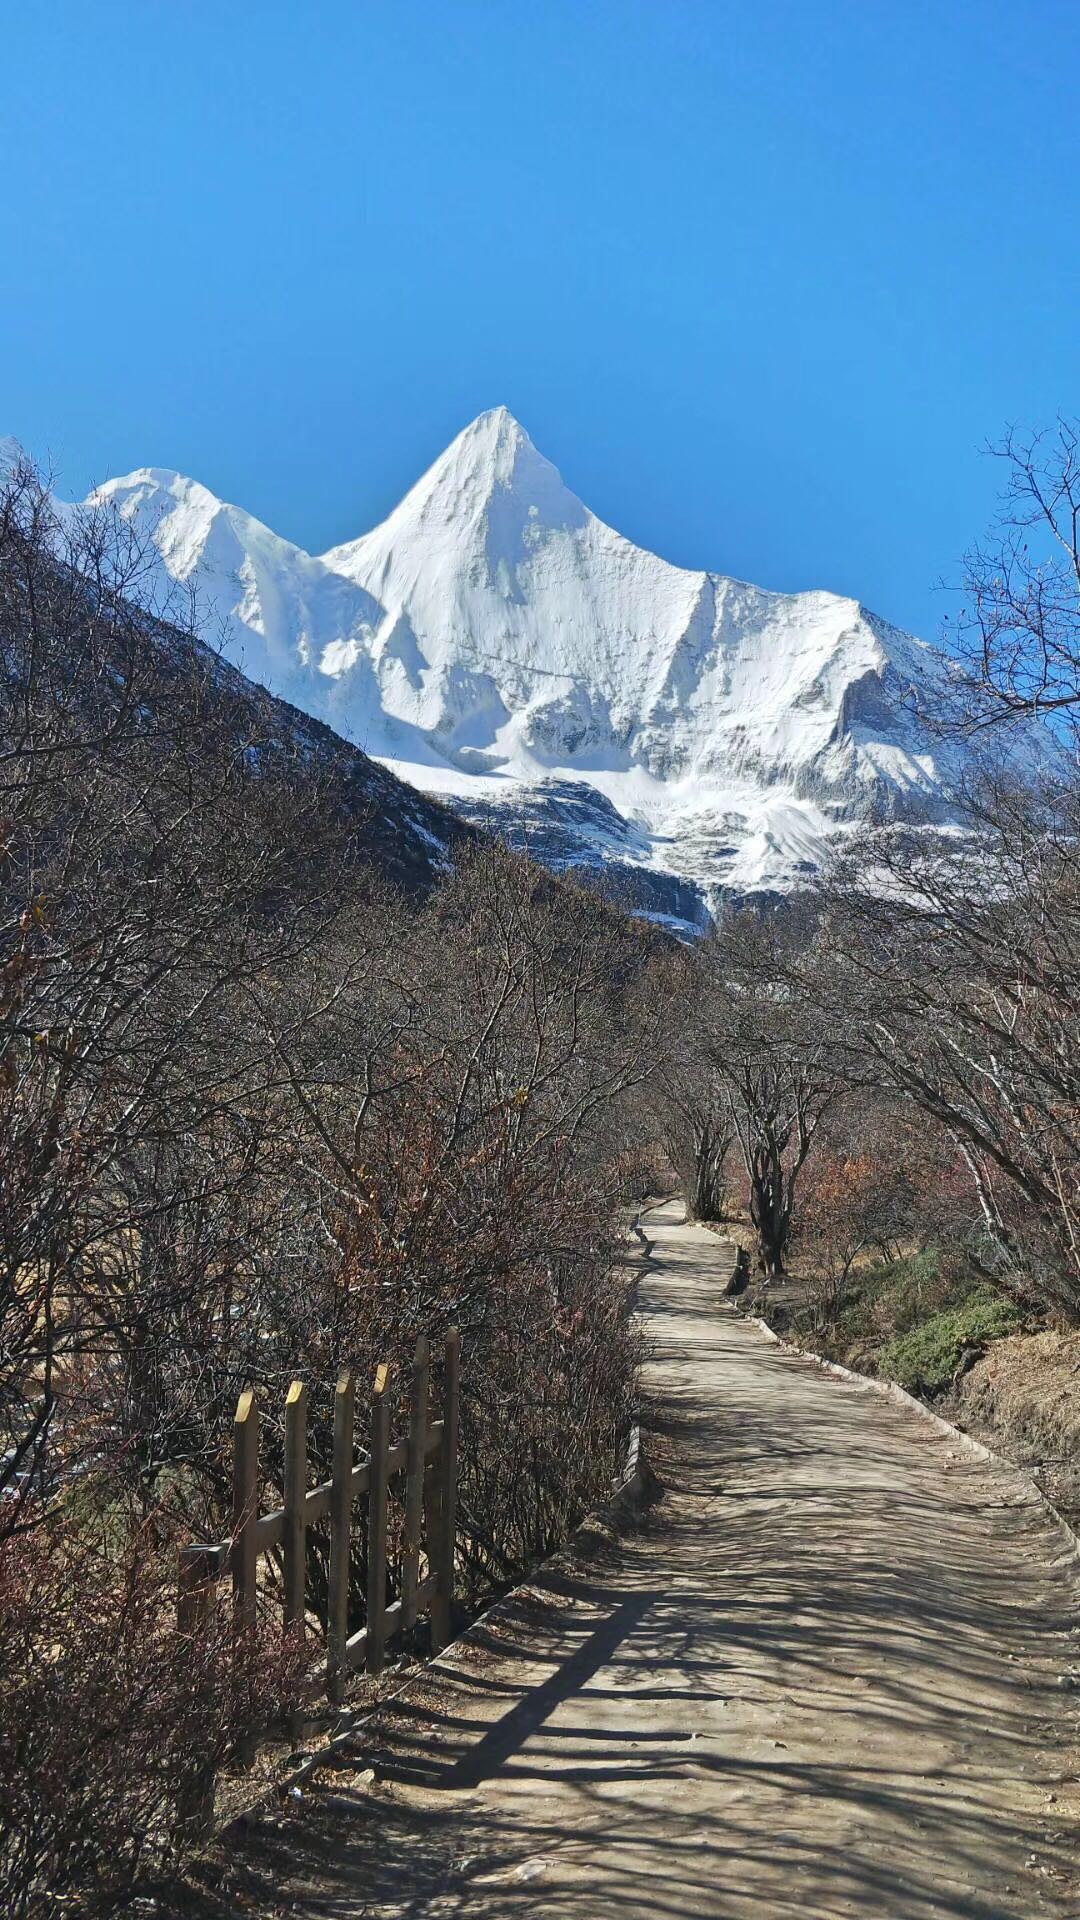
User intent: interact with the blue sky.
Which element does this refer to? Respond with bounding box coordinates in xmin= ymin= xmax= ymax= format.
xmin=3 ymin=0 xmax=1077 ymax=641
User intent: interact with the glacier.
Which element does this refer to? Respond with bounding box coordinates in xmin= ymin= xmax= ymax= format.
xmin=20 ymin=408 xmax=975 ymax=918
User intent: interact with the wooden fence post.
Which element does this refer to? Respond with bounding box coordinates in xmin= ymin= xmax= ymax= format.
xmin=327 ymin=1368 xmax=354 ymax=1707
xmin=402 ymin=1335 xmax=429 ymax=1630
xmin=177 ymin=1544 xmax=215 ymax=1837
xmin=232 ymin=1389 xmax=259 ymax=1762
xmin=283 ymin=1379 xmax=308 ymax=1638
xmin=283 ymin=1379 xmax=307 ymax=1735
xmin=367 ymin=1362 xmax=391 ymax=1674
xmin=422 ymin=1407 xmax=442 ymax=1640
xmin=232 ymin=1390 xmax=259 ymax=1636
xmin=431 ymin=1328 xmax=460 ymax=1653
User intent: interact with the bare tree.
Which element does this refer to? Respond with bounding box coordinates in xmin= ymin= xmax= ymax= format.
xmin=647 ymin=944 xmax=732 ymax=1222
xmin=946 ymin=418 xmax=1080 ymax=733
xmin=649 ymin=914 xmax=838 ymax=1272
xmin=809 ymin=770 xmax=1080 ymax=1320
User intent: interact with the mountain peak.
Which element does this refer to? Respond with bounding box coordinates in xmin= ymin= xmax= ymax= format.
xmin=467 ymin=402 xmax=531 ymax=442
xmin=413 ymin=405 xmax=561 ymax=503
xmin=322 ymin=408 xmax=588 ymax=576
xmin=92 ymin=464 xmax=218 ymax=507
xmin=453 ymin=405 xmax=545 ymax=471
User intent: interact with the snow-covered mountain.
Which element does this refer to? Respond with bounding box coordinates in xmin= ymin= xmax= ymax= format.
xmin=32 ymin=409 xmax=972 ymax=922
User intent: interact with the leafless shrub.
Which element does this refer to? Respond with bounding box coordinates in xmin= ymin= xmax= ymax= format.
xmin=0 ymin=1509 xmax=308 ymax=1919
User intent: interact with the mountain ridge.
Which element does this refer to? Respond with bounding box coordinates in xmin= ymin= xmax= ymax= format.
xmin=17 ymin=410 xmax=979 ymax=921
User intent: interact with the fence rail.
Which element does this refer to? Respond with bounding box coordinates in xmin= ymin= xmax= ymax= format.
xmin=176 ymin=1328 xmax=460 ymax=1820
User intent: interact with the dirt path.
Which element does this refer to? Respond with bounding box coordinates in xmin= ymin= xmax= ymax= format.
xmin=220 ymin=1200 xmax=1080 ymax=1918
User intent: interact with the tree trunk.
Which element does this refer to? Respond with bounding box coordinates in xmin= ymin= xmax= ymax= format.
xmin=749 ymin=1161 xmax=788 ymax=1277
xmin=685 ymin=1125 xmax=728 ymax=1223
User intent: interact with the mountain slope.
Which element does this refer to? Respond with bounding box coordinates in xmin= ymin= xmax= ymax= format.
xmin=0 ymin=436 xmax=466 ymax=897
xmin=40 ymin=411 xmax=976 ymax=916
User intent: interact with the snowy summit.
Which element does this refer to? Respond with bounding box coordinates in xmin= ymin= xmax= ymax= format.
xmin=60 ymin=408 xmax=963 ymax=918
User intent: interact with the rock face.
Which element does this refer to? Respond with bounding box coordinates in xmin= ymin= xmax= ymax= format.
xmin=44 ymin=408 xmax=977 ymax=917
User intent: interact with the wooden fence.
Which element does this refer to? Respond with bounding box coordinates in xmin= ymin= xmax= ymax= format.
xmin=177 ymin=1327 xmax=460 ymax=1799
